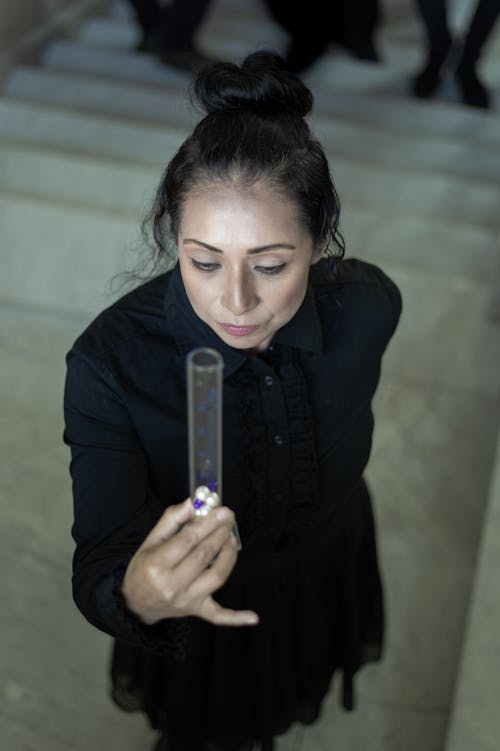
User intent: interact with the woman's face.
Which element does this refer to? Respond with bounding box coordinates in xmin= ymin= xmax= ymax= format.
xmin=178 ymin=182 xmax=322 ymax=353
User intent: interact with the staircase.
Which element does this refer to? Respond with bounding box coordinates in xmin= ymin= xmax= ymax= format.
xmin=1 ymin=1 xmax=499 ymax=750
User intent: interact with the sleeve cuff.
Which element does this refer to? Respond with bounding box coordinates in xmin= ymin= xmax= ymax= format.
xmin=95 ymin=559 xmax=190 ymax=659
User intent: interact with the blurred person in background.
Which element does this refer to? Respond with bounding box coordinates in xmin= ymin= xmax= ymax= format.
xmin=265 ymin=0 xmax=383 ymax=73
xmin=126 ymin=0 xmax=214 ymax=72
xmin=411 ymin=0 xmax=500 ymax=108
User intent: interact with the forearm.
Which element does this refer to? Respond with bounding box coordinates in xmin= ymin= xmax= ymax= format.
xmin=72 ymin=550 xmax=190 ymax=657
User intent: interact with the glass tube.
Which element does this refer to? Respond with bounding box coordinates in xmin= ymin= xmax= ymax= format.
xmin=186 ymin=347 xmax=223 ymax=500
xmin=186 ymin=347 xmax=241 ymax=549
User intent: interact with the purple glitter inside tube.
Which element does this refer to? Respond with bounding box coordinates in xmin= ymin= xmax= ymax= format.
xmin=186 ymin=348 xmax=242 ymax=549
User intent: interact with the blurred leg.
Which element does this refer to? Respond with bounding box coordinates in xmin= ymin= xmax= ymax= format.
xmin=158 ymin=0 xmax=213 ymax=50
xmin=126 ymin=0 xmax=163 ymax=50
xmin=411 ymin=0 xmax=453 ymax=97
xmin=128 ymin=0 xmax=214 ymax=72
xmin=455 ymin=0 xmax=500 ymax=107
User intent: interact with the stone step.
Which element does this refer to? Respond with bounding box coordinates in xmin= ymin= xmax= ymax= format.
xmin=41 ymin=39 xmax=200 ymax=90
xmin=38 ymin=37 xmax=499 ymax=184
xmin=0 ymin=140 xmax=498 ymax=289
xmin=0 ymin=63 xmax=500 ymax=191
xmin=0 ymin=142 xmax=159 ymax=217
xmin=2 ymin=66 xmax=198 ymax=129
xmin=0 ymin=194 xmax=139 ymax=316
xmin=1 ymin=88 xmax=499 ymax=192
xmin=2 ymin=116 xmax=500 ymax=228
xmin=6 ymin=56 xmax=500 ymax=158
xmin=0 ymin=97 xmax=185 ymax=163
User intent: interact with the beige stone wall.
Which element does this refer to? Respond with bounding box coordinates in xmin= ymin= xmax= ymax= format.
xmin=0 ymin=0 xmax=108 ymax=76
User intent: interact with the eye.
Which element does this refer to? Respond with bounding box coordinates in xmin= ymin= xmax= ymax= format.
xmin=191 ymin=259 xmax=220 ymax=272
xmin=255 ymin=264 xmax=287 ymax=275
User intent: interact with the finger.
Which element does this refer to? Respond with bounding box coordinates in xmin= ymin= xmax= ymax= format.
xmin=155 ymin=506 xmax=235 ymax=569
xmin=182 ymin=535 xmax=239 ymax=601
xmin=142 ymin=498 xmax=195 ymax=547
xmin=199 ymin=595 xmax=259 ymax=627
xmin=157 ymin=514 xmax=237 ymax=596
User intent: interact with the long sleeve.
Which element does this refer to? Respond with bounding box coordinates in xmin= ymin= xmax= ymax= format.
xmin=63 ymin=349 xmax=188 ymax=657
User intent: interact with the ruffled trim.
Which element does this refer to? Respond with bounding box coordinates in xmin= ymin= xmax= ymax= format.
xmin=233 ymin=357 xmax=321 ymax=542
xmin=238 ymin=369 xmax=269 ymax=538
xmin=279 ymin=361 xmax=320 ymax=514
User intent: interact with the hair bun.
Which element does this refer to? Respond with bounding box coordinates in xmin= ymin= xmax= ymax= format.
xmin=192 ymin=50 xmax=313 ymax=117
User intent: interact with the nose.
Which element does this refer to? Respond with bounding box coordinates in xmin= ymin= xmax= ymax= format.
xmin=220 ymin=267 xmax=259 ymax=317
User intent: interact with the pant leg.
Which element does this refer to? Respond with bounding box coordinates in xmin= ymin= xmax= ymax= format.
xmin=414 ymin=0 xmax=452 ymax=53
xmin=126 ymin=0 xmax=163 ymax=33
xmin=459 ymin=0 xmax=500 ymax=68
xmin=335 ymin=0 xmax=381 ymax=49
xmin=157 ymin=0 xmax=213 ymax=49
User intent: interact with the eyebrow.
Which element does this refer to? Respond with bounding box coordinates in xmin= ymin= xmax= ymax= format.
xmin=182 ymin=239 xmax=296 ymax=255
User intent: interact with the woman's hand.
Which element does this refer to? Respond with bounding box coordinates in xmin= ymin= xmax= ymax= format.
xmin=121 ymin=498 xmax=259 ymax=627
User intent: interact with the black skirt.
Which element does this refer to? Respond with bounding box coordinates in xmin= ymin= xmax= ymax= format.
xmin=110 ymin=480 xmax=384 ymax=748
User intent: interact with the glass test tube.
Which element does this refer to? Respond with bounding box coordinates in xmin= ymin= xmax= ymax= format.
xmin=186 ymin=347 xmax=241 ymax=549
xmin=187 ymin=347 xmax=223 ymax=499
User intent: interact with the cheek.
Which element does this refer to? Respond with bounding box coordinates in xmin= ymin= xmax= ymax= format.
xmin=277 ymin=276 xmax=309 ymax=314
xmin=184 ymin=275 xmax=213 ymax=317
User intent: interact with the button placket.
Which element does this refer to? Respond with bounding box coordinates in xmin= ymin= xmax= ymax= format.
xmin=251 ymin=357 xmax=289 ymax=542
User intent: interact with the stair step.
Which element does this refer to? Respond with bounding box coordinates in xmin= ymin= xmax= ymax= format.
xmin=309 ymin=82 xmax=500 ymax=150
xmin=0 ymin=98 xmax=185 ymax=165
xmin=0 ymin=142 xmax=159 ymax=217
xmin=30 ymin=32 xmax=500 ymax=187
xmin=6 ymin=57 xmax=500 ymax=156
xmin=41 ymin=39 xmax=198 ymax=90
xmin=1 ymin=118 xmax=499 ymax=229
xmin=3 ymin=66 xmax=198 ymax=129
xmin=0 ymin=195 xmax=138 ymax=315
xmin=0 ymin=140 xmax=498 ymax=286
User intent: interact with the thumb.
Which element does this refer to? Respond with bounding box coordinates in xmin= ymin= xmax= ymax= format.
xmin=200 ymin=596 xmax=260 ymax=627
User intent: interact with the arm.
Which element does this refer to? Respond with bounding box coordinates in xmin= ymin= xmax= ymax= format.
xmin=64 ymin=351 xmax=256 ymax=656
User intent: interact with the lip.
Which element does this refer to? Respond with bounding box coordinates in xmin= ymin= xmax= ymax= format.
xmin=219 ymin=323 xmax=259 ymax=337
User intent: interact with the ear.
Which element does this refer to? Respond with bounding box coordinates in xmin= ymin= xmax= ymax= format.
xmin=310 ymin=242 xmax=326 ymax=265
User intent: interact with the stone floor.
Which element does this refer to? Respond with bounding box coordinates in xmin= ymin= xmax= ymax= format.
xmin=1 ymin=1 xmax=500 ymax=750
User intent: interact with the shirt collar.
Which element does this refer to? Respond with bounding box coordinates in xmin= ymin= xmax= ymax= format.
xmin=163 ymin=263 xmax=323 ymax=377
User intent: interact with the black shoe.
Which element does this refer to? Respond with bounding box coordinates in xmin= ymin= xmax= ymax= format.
xmin=411 ymin=56 xmax=444 ymax=98
xmin=455 ymin=65 xmax=490 ymax=109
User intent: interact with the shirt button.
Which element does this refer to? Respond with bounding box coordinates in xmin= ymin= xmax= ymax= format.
xmin=264 ymin=376 xmax=274 ymax=386
xmin=274 ymin=493 xmax=283 ymax=502
xmin=273 ymin=434 xmax=283 ymax=446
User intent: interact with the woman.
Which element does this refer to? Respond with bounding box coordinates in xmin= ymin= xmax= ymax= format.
xmin=64 ymin=51 xmax=402 ymax=751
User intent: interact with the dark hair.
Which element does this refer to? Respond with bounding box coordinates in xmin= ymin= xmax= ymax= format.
xmin=142 ymin=50 xmax=345 ymax=276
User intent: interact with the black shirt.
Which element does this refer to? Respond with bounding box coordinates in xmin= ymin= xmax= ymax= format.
xmin=63 ymin=257 xmax=401 ymax=654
